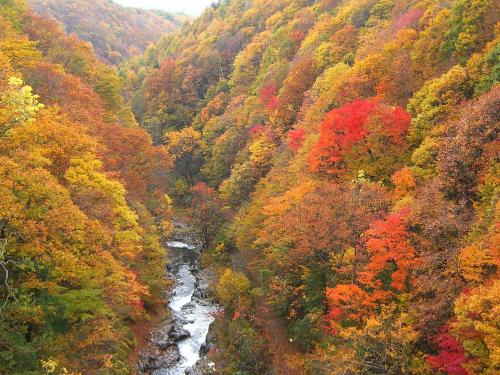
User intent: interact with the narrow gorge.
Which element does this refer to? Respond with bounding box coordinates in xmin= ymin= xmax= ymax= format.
xmin=0 ymin=0 xmax=498 ymax=374
xmin=138 ymin=223 xmax=218 ymax=375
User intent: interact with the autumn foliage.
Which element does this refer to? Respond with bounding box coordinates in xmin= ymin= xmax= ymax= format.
xmin=359 ymin=209 xmax=415 ymax=292
xmin=2 ymin=0 xmax=500 ymax=373
xmin=0 ymin=2 xmax=171 ymax=373
xmin=427 ymin=328 xmax=468 ymax=375
xmin=309 ymin=99 xmax=411 ymax=180
xmin=287 ymin=128 xmax=305 ymax=151
xmin=29 ymin=0 xmax=182 ymax=64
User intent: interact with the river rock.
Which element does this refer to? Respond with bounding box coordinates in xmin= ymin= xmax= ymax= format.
xmin=169 ymin=218 xmax=204 ymax=249
xmin=137 ymin=345 xmax=180 ymax=373
xmin=169 ymin=325 xmax=191 ymax=341
xmin=185 ymin=358 xmax=216 ymax=375
xmin=157 ymin=340 xmax=174 ymax=351
xmin=155 ymin=346 xmax=181 ymax=368
xmin=199 ymin=323 xmax=216 ymax=356
xmin=181 ymin=301 xmax=196 ymax=313
xmin=150 ymin=320 xmax=175 ymax=348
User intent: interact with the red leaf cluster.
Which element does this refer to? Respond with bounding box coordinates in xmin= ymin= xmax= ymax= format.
xmin=393 ymin=8 xmax=424 ymax=33
xmin=288 ymin=128 xmax=305 ymax=151
xmin=309 ymin=99 xmax=410 ymax=176
xmin=359 ymin=208 xmax=415 ymax=292
xmin=427 ymin=328 xmax=469 ymax=375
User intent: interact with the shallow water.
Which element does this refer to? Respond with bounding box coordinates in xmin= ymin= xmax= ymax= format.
xmin=153 ymin=241 xmax=216 ymax=375
xmin=165 ymin=241 xmax=197 ymax=250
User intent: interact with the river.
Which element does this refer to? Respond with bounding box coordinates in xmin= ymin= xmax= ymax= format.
xmin=152 ymin=240 xmax=217 ymax=375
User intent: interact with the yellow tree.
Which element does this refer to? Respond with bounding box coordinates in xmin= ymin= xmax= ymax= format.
xmin=164 ymin=127 xmax=204 ymax=187
xmin=217 ymin=268 xmax=251 ymax=313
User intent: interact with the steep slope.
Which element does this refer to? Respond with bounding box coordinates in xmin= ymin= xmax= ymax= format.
xmin=124 ymin=0 xmax=499 ymax=373
xmin=28 ymin=0 xmax=186 ymax=64
xmin=1 ymin=0 xmax=498 ymax=373
xmin=0 ymin=0 xmax=172 ymax=373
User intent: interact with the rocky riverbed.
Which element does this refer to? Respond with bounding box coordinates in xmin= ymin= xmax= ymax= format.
xmin=137 ymin=221 xmax=218 ymax=375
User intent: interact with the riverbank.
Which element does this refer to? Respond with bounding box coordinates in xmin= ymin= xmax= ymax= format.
xmin=129 ymin=305 xmax=170 ymax=372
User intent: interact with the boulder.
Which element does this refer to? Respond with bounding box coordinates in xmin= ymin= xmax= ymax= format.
xmin=137 ymin=345 xmax=180 ymax=373
xmin=169 ymin=325 xmax=191 ymax=341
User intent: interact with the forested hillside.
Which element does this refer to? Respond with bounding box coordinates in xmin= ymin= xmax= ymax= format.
xmin=123 ymin=0 xmax=499 ymax=374
xmin=1 ymin=0 xmax=499 ymax=373
xmin=0 ymin=0 xmax=173 ymax=373
xmin=28 ymin=0 xmax=186 ymax=64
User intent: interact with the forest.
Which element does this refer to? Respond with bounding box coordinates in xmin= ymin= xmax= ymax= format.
xmin=28 ymin=0 xmax=186 ymax=64
xmin=0 ymin=0 xmax=499 ymax=374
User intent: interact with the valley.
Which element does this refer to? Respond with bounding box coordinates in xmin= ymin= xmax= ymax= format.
xmin=0 ymin=0 xmax=498 ymax=374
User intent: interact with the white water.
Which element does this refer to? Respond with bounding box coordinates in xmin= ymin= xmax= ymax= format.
xmin=166 ymin=241 xmax=197 ymax=250
xmin=153 ymin=242 xmax=216 ymax=375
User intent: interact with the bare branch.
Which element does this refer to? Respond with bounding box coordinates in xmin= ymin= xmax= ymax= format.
xmin=0 ymin=239 xmax=19 ymax=317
